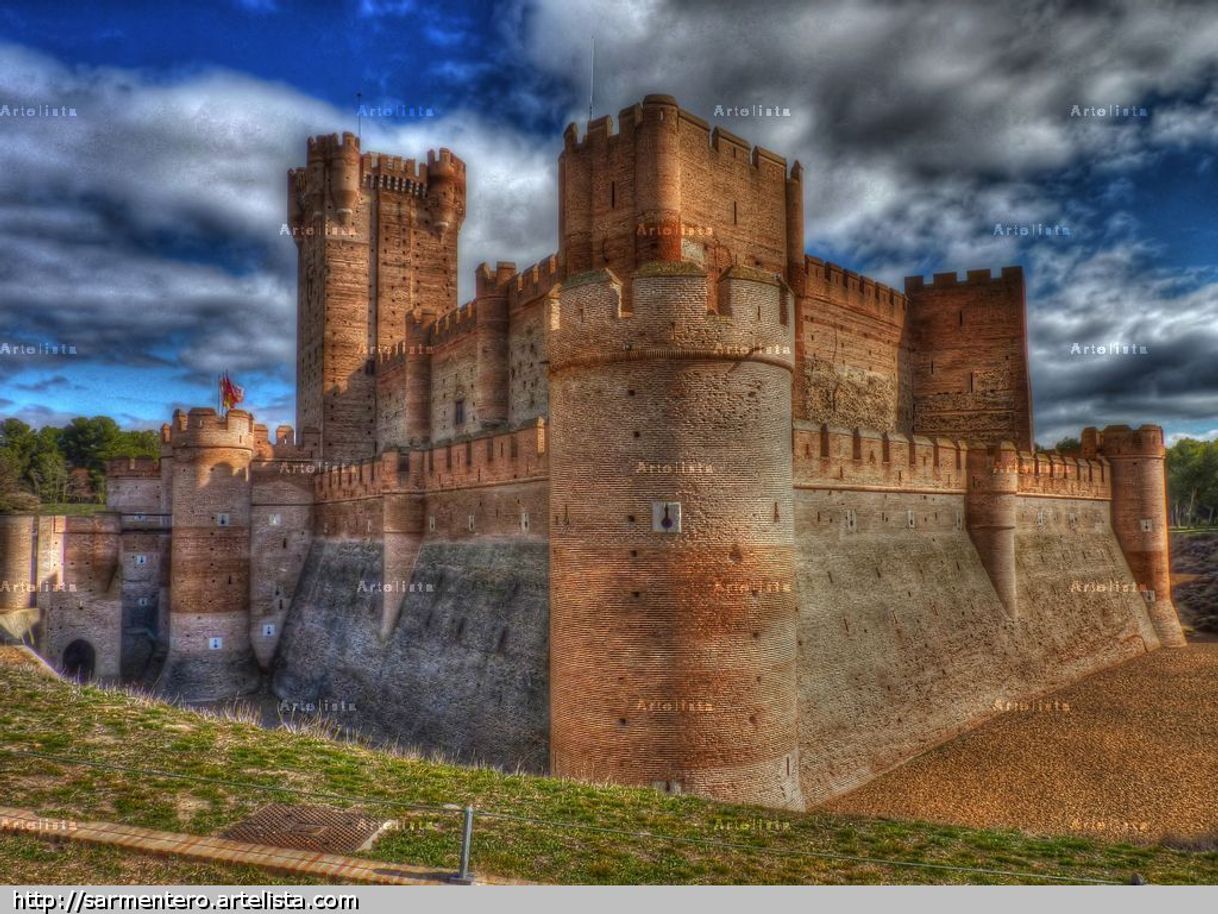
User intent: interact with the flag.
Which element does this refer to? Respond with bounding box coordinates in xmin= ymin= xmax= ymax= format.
xmin=220 ymin=373 xmax=245 ymax=411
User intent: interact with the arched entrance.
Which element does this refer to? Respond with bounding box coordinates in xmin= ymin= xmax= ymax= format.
xmin=63 ymin=639 xmax=95 ymax=683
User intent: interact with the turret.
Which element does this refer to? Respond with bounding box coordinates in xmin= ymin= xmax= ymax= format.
xmin=634 ymin=94 xmax=682 ymax=263
xmin=548 ymin=259 xmax=802 ymax=808
xmin=0 ymin=514 xmax=36 ymax=613
xmin=1091 ymin=424 xmax=1186 ymax=647
xmin=966 ymin=440 xmax=1019 ymax=617
xmin=290 ymin=134 xmax=463 ymax=461
xmin=159 ymin=408 xmax=260 ymax=699
xmin=426 ymin=148 xmax=466 ymax=236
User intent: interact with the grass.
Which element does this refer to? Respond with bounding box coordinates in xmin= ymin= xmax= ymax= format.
xmin=1 ymin=656 xmax=1215 ymax=886
xmin=34 ymin=503 xmax=109 ymax=517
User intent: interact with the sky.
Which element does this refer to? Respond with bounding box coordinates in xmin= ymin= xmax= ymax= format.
xmin=0 ymin=0 xmax=1216 ymax=447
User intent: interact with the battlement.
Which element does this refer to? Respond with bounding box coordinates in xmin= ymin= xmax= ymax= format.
xmin=105 ymin=456 xmax=160 ymax=478
xmin=314 ymin=451 xmax=404 ymax=502
xmin=312 ymin=419 xmax=549 ymax=501
xmin=475 ymin=260 xmax=518 ymax=297
xmin=374 ymin=339 xmax=434 ymax=370
xmin=803 ymin=256 xmax=907 ymax=319
xmin=430 ymin=301 xmax=480 ymax=345
xmin=1085 ymin=424 xmax=1166 ymax=459
xmin=793 ymin=422 xmax=968 ymax=491
xmin=306 ymin=131 xmax=360 ymax=161
xmin=166 ymin=408 xmax=257 ymax=450
xmin=422 ymin=419 xmax=548 ymax=491
xmin=428 ymin=147 xmax=465 ymax=175
xmin=563 ymin=96 xmax=794 ymax=180
xmin=904 ymin=266 xmax=1024 ymax=292
xmin=508 ymin=254 xmax=562 ymax=308
xmin=1012 ymin=449 xmax=1111 ymax=500
xmin=363 ymin=149 xmax=426 ymax=197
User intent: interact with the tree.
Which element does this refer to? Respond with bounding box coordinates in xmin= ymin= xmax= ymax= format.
xmin=1167 ymin=438 xmax=1218 ymax=527
xmin=28 ymin=447 xmax=68 ymax=505
xmin=1053 ymin=436 xmax=1081 ymax=453
xmin=0 ymin=450 xmax=38 ymax=514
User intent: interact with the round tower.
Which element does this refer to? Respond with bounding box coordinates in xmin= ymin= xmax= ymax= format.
xmin=425 ymin=148 xmax=466 ymax=236
xmin=1098 ymin=424 xmax=1186 ymax=647
xmin=0 ymin=514 xmax=35 ymax=612
xmin=161 ymin=408 xmax=260 ymax=700
xmin=965 ymin=441 xmax=1019 ymax=618
xmin=548 ymin=259 xmax=803 ymax=808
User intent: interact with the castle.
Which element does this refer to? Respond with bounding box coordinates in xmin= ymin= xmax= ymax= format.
xmin=0 ymin=95 xmax=1185 ymax=810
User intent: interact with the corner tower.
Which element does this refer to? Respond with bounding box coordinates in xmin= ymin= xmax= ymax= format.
xmin=548 ymin=96 xmax=804 ymax=807
xmin=1086 ymin=424 xmax=1186 ymax=647
xmin=288 ymin=134 xmax=465 ymax=461
xmin=160 ymin=408 xmax=260 ymax=700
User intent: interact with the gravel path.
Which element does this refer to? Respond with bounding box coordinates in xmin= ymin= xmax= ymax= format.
xmin=823 ymin=643 xmax=1218 ymax=844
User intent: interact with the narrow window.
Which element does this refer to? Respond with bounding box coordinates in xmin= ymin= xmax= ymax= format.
xmin=454 ymin=399 xmax=465 ymax=426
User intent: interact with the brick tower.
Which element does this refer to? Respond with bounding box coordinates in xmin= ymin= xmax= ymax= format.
xmin=548 ymin=95 xmax=805 ymax=808
xmin=1085 ymin=424 xmax=1187 ymax=647
xmin=159 ymin=408 xmax=260 ymax=700
xmin=288 ymin=134 xmax=465 ymax=461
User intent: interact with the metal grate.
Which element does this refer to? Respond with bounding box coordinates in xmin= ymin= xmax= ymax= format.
xmin=221 ymin=803 xmax=392 ymax=854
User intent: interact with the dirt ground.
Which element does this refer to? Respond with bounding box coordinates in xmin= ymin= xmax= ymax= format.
xmin=823 ymin=642 xmax=1218 ymax=845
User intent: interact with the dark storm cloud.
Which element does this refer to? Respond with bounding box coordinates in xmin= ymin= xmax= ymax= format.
xmin=516 ymin=0 xmax=1218 ymax=440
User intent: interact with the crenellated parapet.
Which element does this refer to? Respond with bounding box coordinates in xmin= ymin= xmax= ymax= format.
xmin=311 ymin=420 xmax=549 ymax=502
xmin=550 ymin=262 xmax=794 ymax=376
xmin=106 ymin=457 xmax=160 ymax=478
xmin=559 ymin=94 xmax=800 ymax=280
xmin=420 ymin=419 xmax=547 ymax=491
xmin=792 ymin=423 xmax=967 ymax=491
xmin=801 ymin=256 xmax=907 ymax=324
xmin=1013 ymin=449 xmax=1110 ymax=500
xmin=507 ymin=254 xmax=562 ymax=309
xmin=166 ymin=408 xmax=257 ymax=452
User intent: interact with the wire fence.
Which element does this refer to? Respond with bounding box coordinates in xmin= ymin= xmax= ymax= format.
xmin=0 ymin=745 xmax=1135 ymax=886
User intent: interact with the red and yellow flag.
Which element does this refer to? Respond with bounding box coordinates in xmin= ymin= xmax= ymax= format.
xmin=220 ymin=373 xmax=245 ymax=411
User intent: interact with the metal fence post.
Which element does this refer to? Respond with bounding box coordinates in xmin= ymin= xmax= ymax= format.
xmin=449 ymin=804 xmax=475 ymax=884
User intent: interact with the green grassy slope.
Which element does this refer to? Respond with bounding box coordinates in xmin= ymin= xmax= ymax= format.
xmin=1 ymin=657 xmax=1214 ymax=885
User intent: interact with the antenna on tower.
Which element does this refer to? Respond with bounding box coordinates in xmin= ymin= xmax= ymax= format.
xmin=588 ymin=36 xmax=595 ymax=122
xmin=356 ymin=91 xmax=363 ymax=142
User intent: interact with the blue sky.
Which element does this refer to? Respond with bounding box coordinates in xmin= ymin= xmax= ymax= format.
xmin=1 ymin=0 xmax=1217 ymax=446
